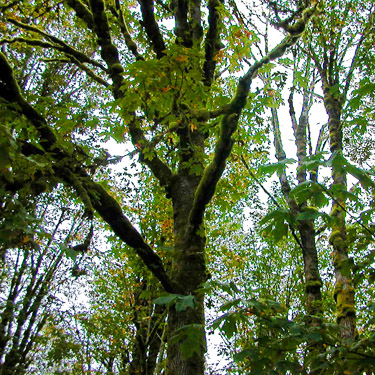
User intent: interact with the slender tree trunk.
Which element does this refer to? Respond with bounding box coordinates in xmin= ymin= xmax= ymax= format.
xmin=129 ymin=301 xmax=163 ymax=375
xmin=298 ymin=221 xmax=323 ymax=318
xmin=271 ymin=106 xmax=323 ymax=320
xmin=324 ymin=89 xmax=356 ymax=340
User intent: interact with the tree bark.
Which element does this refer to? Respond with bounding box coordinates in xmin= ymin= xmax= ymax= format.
xmin=270 ymin=105 xmax=323 ymax=320
xmin=166 ymin=174 xmax=207 ymax=375
xmin=324 ymin=88 xmax=356 ymax=340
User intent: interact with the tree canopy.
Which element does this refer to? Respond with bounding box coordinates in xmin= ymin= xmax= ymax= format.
xmin=1 ymin=0 xmax=375 ymax=374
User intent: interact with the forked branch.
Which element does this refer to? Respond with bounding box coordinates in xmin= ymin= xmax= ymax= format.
xmin=189 ymin=3 xmax=317 ymax=230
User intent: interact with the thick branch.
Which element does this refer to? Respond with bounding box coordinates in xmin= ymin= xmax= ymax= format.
xmin=80 ymin=178 xmax=179 ymax=293
xmin=203 ymin=0 xmax=222 ymax=86
xmin=174 ymin=0 xmax=191 ymax=46
xmin=270 ymin=107 xmax=293 ymax=200
xmin=294 ymin=75 xmax=315 ymax=183
xmin=89 ymin=0 xmax=124 ymax=98
xmin=189 ymin=0 xmax=203 ymax=42
xmin=138 ymin=0 xmax=166 ymax=58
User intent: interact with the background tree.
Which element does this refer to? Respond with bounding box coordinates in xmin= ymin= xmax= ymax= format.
xmin=0 ymin=191 xmax=93 ymax=375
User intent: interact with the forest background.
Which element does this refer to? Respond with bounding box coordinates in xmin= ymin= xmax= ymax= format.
xmin=1 ymin=0 xmax=375 ymax=374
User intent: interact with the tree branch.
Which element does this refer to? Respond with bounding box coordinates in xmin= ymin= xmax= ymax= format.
xmin=173 ymin=0 xmax=191 ymax=46
xmin=288 ymin=86 xmax=298 ymax=133
xmin=240 ymin=154 xmax=305 ymax=252
xmin=342 ymin=32 xmax=366 ymax=102
xmin=188 ymin=3 xmax=317 ymax=229
xmin=190 ymin=0 xmax=203 ymax=42
xmin=0 ymin=52 xmax=179 ymax=294
xmin=203 ymin=0 xmax=222 ymax=86
xmin=7 ymin=18 xmax=106 ymax=70
xmin=138 ymin=0 xmax=166 ymax=58
xmin=128 ymin=118 xmax=174 ymax=192
xmin=109 ymin=1 xmax=144 ymax=61
xmin=89 ymin=0 xmax=125 ymax=98
xmin=67 ymin=0 xmax=95 ymax=30
xmin=0 ymin=38 xmax=108 ymax=87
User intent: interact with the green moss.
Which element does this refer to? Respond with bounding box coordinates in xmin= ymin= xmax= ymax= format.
xmin=310 ymin=300 xmax=323 ymax=315
xmin=331 ymin=206 xmax=341 ymax=217
xmin=306 ymin=280 xmax=323 ymax=288
xmin=333 ymin=280 xmax=343 ymax=300
xmin=333 ymin=237 xmax=346 ymax=251
xmin=333 ymin=254 xmax=343 ymax=269
xmin=110 ymin=63 xmax=124 ymax=74
xmin=337 ymin=304 xmax=356 ymax=317
xmin=335 ymin=282 xmax=355 ymax=318
xmin=329 ymin=229 xmax=341 ymax=242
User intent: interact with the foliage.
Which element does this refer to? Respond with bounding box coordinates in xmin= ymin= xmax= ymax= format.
xmin=1 ymin=0 xmax=375 ymax=374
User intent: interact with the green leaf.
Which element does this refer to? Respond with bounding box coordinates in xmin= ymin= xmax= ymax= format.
xmin=259 ymin=208 xmax=290 ymax=226
xmin=259 ymin=158 xmax=296 ymax=176
xmin=296 ymin=207 xmax=321 ymax=221
xmin=153 ymin=294 xmax=178 ymax=306
xmin=219 ymin=298 xmax=241 ymax=312
xmin=345 ymin=164 xmax=375 ymax=189
xmin=259 ymin=208 xmax=292 ymax=242
xmin=300 ymin=151 xmax=328 ymax=171
xmin=221 ymin=313 xmax=238 ymax=338
xmin=63 ymin=245 xmax=79 ymax=261
xmin=176 ymin=295 xmax=196 ymax=312
xmin=233 ymin=348 xmax=258 ymax=362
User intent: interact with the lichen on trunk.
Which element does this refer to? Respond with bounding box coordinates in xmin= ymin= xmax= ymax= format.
xmin=324 ymin=87 xmax=357 ymax=341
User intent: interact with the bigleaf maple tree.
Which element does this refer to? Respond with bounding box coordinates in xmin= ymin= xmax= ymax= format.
xmin=0 ymin=0 xmax=317 ymax=373
xmin=1 ymin=0 xmax=375 ymax=374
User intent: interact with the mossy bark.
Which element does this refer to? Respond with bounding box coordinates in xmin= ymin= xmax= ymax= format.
xmin=324 ymin=87 xmax=356 ymax=340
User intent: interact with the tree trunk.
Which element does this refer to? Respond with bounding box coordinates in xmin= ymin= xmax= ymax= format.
xmin=324 ymin=88 xmax=356 ymax=340
xmin=271 ymin=106 xmax=323 ymax=320
xmin=298 ymin=220 xmax=323 ymax=318
xmin=166 ymin=174 xmax=207 ymax=375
